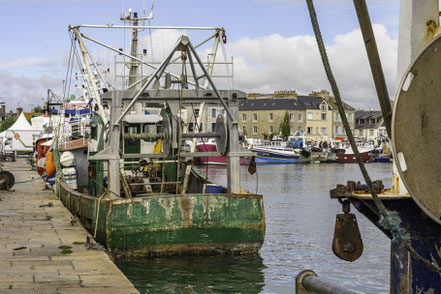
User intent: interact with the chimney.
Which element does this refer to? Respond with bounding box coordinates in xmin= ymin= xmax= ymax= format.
xmin=16 ymin=107 xmax=23 ymax=116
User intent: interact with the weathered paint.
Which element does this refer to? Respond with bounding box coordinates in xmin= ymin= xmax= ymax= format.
xmin=57 ymin=181 xmax=265 ymax=261
xmin=106 ymin=193 xmax=264 ymax=259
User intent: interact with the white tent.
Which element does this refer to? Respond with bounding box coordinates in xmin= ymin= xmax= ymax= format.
xmin=1 ymin=113 xmax=41 ymax=153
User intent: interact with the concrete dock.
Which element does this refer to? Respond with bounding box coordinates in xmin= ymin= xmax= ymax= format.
xmin=0 ymin=159 xmax=139 ymax=294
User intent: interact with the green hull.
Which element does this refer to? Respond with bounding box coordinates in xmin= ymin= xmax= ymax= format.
xmin=57 ymin=182 xmax=265 ymax=260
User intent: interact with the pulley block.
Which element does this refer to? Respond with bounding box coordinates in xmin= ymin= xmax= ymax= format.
xmin=332 ymin=201 xmax=363 ymax=262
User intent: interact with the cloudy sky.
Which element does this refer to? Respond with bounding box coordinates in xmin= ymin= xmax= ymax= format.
xmin=0 ymin=0 xmax=399 ymax=111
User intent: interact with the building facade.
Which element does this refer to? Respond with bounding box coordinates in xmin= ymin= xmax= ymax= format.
xmin=238 ymin=90 xmax=357 ymax=140
xmin=309 ymin=90 xmax=356 ymax=138
xmin=239 ymin=91 xmax=334 ymax=139
xmin=355 ymin=110 xmax=386 ymax=142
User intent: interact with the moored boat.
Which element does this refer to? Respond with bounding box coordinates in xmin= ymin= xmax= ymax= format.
xmin=252 ymin=140 xmax=302 ymax=163
xmin=334 ymin=142 xmax=374 ymax=163
xmin=51 ymin=11 xmax=265 ymax=260
xmin=195 ymin=135 xmax=250 ymax=165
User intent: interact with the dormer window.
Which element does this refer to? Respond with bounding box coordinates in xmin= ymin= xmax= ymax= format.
xmin=320 ymin=102 xmax=327 ymax=112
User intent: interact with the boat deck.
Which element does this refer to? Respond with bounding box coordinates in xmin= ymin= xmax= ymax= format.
xmin=0 ymin=159 xmax=139 ymax=294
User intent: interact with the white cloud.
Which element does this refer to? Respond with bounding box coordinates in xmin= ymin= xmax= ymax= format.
xmin=0 ymin=57 xmax=58 ymax=69
xmin=228 ymin=24 xmax=397 ymax=110
xmin=0 ymin=24 xmax=397 ymax=112
xmin=0 ymin=69 xmax=63 ymax=111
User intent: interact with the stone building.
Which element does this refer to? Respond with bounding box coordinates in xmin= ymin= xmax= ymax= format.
xmin=355 ymin=110 xmax=386 ymax=142
xmin=239 ymin=97 xmax=305 ymax=138
xmin=309 ymin=90 xmax=356 ymax=138
xmin=239 ymin=91 xmax=333 ymax=139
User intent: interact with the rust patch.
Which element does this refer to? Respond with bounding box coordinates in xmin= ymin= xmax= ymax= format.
xmin=425 ymin=19 xmax=440 ymax=45
xmin=180 ymin=197 xmax=193 ymax=226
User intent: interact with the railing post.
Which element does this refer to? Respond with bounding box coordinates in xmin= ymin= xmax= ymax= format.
xmin=296 ymin=270 xmax=357 ymax=294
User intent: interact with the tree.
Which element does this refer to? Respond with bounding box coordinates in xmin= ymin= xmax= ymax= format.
xmin=279 ymin=111 xmax=291 ymax=140
xmin=0 ymin=117 xmax=17 ymax=132
xmin=33 ymin=105 xmax=43 ymax=113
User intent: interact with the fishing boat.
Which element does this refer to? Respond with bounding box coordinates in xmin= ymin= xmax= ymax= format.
xmin=334 ymin=142 xmax=374 ymax=163
xmin=373 ymin=139 xmax=392 ymax=163
xmin=195 ymin=134 xmax=250 ymax=165
xmin=51 ymin=8 xmax=265 ymax=260
xmin=305 ymin=0 xmax=441 ymax=292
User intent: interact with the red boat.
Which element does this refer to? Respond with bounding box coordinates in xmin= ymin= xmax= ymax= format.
xmin=335 ymin=144 xmax=375 ymax=163
xmin=195 ymin=137 xmax=250 ymax=165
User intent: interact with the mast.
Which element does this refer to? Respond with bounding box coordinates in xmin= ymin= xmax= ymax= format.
xmin=128 ymin=13 xmax=140 ymax=90
xmin=121 ymin=8 xmax=153 ymax=113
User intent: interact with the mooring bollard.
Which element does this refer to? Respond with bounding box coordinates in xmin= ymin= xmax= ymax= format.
xmin=296 ymin=270 xmax=357 ymax=294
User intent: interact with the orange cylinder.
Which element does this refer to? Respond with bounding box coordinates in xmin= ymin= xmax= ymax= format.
xmin=45 ymin=152 xmax=56 ymax=177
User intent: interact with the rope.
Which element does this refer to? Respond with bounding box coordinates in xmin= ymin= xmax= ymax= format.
xmin=93 ymin=192 xmax=106 ymax=239
xmin=305 ymin=0 xmax=441 ymax=273
xmin=15 ymin=173 xmax=47 ymax=184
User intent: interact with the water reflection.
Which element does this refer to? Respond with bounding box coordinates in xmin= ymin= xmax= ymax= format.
xmin=116 ymin=254 xmax=266 ymax=294
xmin=118 ymin=163 xmax=392 ymax=293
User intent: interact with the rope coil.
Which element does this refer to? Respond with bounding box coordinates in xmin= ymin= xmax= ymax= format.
xmin=378 ymin=211 xmax=410 ymax=246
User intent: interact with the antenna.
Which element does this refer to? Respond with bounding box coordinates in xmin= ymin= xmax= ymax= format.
xmin=142 ymin=0 xmax=154 ymax=21
xmin=121 ymin=0 xmax=124 ymax=21
xmin=120 ymin=0 xmax=153 ymax=22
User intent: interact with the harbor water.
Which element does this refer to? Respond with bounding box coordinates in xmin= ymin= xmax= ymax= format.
xmin=116 ymin=163 xmax=391 ymax=293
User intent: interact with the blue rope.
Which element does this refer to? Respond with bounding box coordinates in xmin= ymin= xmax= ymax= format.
xmin=15 ymin=173 xmax=47 ymax=184
xmin=379 ymin=211 xmax=410 ymax=246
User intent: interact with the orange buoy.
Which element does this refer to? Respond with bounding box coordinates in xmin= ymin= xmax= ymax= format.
xmin=45 ymin=152 xmax=56 ymax=177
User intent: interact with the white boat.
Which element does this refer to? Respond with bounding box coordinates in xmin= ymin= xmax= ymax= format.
xmin=252 ymin=140 xmax=302 ymax=163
